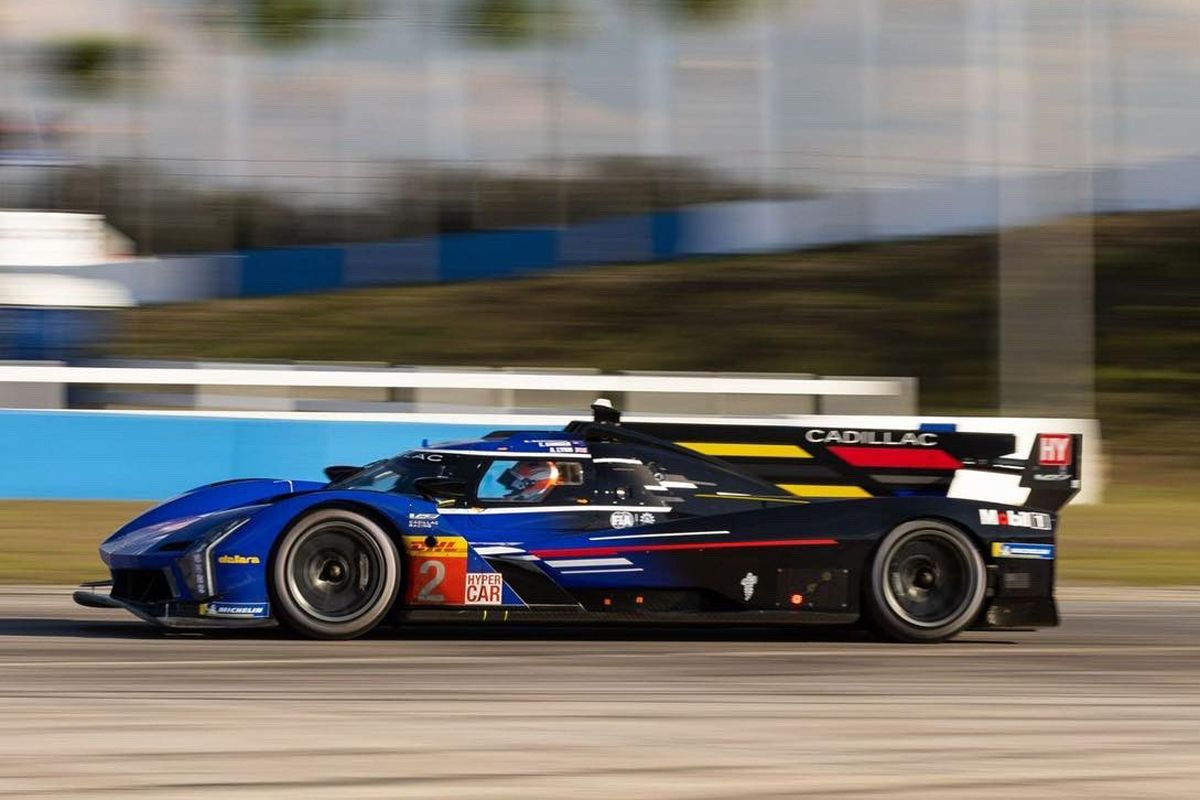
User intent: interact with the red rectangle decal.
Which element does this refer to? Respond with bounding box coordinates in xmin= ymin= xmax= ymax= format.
xmin=1038 ymin=435 xmax=1072 ymax=466
xmin=828 ymin=446 xmax=962 ymax=470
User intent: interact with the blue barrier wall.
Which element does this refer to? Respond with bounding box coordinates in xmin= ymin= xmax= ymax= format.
xmin=438 ymin=228 xmax=559 ymax=282
xmin=0 ymin=410 xmax=499 ymax=501
xmin=5 ymin=158 xmax=1200 ymax=309
xmin=240 ymin=246 xmax=346 ymax=297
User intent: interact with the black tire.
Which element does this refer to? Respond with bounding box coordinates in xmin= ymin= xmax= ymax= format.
xmin=271 ymin=508 xmax=400 ymax=640
xmin=865 ymin=520 xmax=987 ymax=643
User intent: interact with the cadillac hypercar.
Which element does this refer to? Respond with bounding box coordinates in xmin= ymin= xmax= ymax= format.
xmin=75 ymin=401 xmax=1080 ymax=642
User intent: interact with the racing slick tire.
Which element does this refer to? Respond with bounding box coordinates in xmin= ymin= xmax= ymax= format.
xmin=865 ymin=519 xmax=987 ymax=643
xmin=271 ymin=508 xmax=401 ymax=639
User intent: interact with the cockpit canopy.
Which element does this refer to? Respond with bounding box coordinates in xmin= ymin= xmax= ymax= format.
xmin=331 ymin=432 xmax=668 ymax=509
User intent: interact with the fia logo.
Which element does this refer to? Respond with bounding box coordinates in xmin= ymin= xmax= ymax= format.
xmin=610 ymin=511 xmax=635 ymax=529
xmin=740 ymin=572 xmax=758 ymax=602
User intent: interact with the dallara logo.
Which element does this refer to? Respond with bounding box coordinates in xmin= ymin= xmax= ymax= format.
xmin=217 ymin=554 xmax=261 ymax=565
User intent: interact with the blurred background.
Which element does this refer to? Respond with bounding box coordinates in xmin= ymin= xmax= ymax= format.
xmin=0 ymin=0 xmax=1196 ymax=584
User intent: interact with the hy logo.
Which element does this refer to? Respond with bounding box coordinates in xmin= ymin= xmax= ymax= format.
xmin=1038 ymin=435 xmax=1072 ymax=467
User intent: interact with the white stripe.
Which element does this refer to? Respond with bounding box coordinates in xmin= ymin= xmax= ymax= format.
xmin=658 ymin=481 xmax=698 ymax=489
xmin=644 ymin=485 xmax=668 ymax=492
xmin=559 ymin=568 xmax=645 ymax=575
xmin=473 ymin=546 xmax=526 ymax=556
xmin=414 ymin=449 xmax=591 ymax=459
xmin=595 ymin=458 xmax=643 ymax=464
xmin=0 ymin=365 xmax=901 ymax=397
xmin=439 ymin=505 xmax=671 ymax=516
xmin=544 ymin=558 xmax=633 ymax=568
xmin=589 ymin=530 xmax=731 ymax=542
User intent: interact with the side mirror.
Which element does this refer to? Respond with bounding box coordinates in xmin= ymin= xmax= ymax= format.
xmin=324 ymin=465 xmax=360 ymax=483
xmin=412 ymin=476 xmax=469 ymax=502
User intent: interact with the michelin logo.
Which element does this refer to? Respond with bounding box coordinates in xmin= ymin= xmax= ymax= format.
xmin=991 ymin=542 xmax=1055 ymax=560
xmin=740 ymin=572 xmax=758 ymax=601
xmin=200 ymin=602 xmax=271 ymax=618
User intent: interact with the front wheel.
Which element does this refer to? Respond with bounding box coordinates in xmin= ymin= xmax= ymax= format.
xmin=271 ymin=509 xmax=400 ymax=639
xmin=865 ymin=520 xmax=986 ymax=643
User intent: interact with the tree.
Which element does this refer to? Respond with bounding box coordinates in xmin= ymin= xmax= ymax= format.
xmin=42 ymin=36 xmax=154 ymax=97
xmin=456 ymin=0 xmax=574 ymax=47
xmin=198 ymin=0 xmax=365 ymax=49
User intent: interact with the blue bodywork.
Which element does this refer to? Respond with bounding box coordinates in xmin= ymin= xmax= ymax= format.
xmin=94 ymin=432 xmax=683 ymax=623
xmin=81 ymin=423 xmax=1065 ymax=632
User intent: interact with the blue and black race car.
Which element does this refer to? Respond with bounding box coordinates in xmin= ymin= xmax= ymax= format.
xmin=75 ymin=401 xmax=1079 ymax=642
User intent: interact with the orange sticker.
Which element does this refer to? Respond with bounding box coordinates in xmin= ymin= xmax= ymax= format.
xmin=403 ymin=536 xmax=467 ymax=605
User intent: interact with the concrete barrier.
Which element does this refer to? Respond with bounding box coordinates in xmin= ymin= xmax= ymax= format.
xmin=0 ymin=408 xmax=1101 ymax=502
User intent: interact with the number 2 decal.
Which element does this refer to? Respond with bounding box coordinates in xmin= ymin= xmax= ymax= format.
xmin=415 ymin=560 xmax=446 ymax=602
xmin=403 ymin=535 xmax=467 ymax=604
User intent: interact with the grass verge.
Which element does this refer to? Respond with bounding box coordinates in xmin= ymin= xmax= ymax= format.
xmin=0 ymin=501 xmax=149 ymax=585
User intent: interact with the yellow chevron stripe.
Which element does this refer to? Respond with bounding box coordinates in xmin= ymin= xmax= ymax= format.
xmin=778 ymin=484 xmax=872 ymax=498
xmin=677 ymin=442 xmax=812 ymax=459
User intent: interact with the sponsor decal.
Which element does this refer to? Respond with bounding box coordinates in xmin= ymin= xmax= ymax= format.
xmin=403 ymin=536 xmax=468 ymax=605
xmin=1039 ymin=435 xmax=1073 ymax=467
xmin=1033 ymin=473 xmax=1072 ymax=482
xmin=991 ymin=542 xmax=1055 ymax=560
xmin=216 ymin=554 xmax=260 ymax=565
xmin=403 ymin=536 xmax=468 ymax=557
xmin=610 ymin=511 xmax=635 ymax=529
xmin=200 ymin=602 xmax=270 ymax=618
xmin=465 ymin=572 xmax=504 ymax=605
xmin=805 ymin=429 xmax=938 ymax=447
xmin=740 ymin=572 xmax=759 ymax=601
xmin=638 ymin=512 xmax=658 ymax=526
xmin=407 ymin=512 xmax=439 ymax=530
xmin=978 ymin=509 xmax=1053 ymax=530
xmin=403 ymin=452 xmax=444 ymax=462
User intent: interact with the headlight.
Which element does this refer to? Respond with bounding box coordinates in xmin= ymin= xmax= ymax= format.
xmin=176 ymin=517 xmax=248 ymax=599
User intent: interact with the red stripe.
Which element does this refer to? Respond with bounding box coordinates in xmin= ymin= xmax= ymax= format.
xmin=829 ymin=446 xmax=962 ymax=470
xmin=532 ymin=538 xmax=838 ymax=559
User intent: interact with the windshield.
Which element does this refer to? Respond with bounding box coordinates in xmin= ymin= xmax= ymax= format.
xmin=331 ymin=452 xmax=476 ymax=495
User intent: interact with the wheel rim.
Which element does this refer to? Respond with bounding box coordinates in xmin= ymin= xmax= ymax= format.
xmin=284 ymin=521 xmax=386 ymax=623
xmin=882 ymin=529 xmax=978 ymax=628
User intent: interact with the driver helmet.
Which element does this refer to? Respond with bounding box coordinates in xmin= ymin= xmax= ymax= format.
xmin=500 ymin=460 xmax=560 ymax=502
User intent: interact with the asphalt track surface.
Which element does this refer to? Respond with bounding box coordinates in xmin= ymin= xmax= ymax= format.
xmin=0 ymin=588 xmax=1198 ymax=799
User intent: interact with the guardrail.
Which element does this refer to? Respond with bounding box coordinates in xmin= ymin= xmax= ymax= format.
xmin=0 ymin=362 xmax=918 ymax=416
xmin=0 ymin=364 xmax=900 ymax=396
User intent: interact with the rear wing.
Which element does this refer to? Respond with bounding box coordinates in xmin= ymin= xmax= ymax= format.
xmin=574 ymin=415 xmax=1080 ymax=510
xmin=603 ymin=420 xmax=1015 ymax=500
xmin=949 ymin=432 xmax=1082 ymax=512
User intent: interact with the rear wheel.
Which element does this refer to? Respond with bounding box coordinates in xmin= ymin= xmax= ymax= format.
xmin=865 ymin=520 xmax=986 ymax=643
xmin=271 ymin=509 xmax=400 ymax=639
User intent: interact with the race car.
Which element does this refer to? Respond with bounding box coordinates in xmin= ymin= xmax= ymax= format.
xmin=75 ymin=401 xmax=1080 ymax=642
